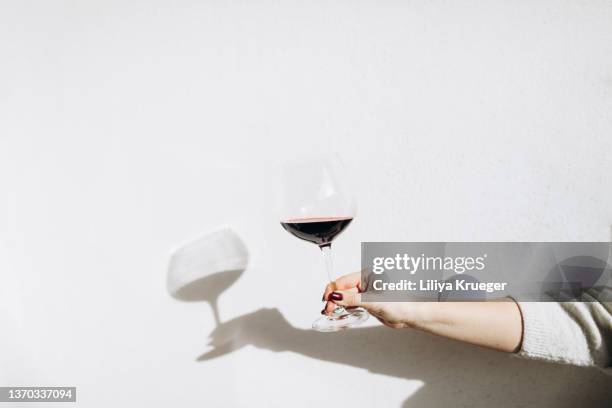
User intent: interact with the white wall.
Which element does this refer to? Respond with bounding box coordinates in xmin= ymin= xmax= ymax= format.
xmin=1 ymin=1 xmax=612 ymax=406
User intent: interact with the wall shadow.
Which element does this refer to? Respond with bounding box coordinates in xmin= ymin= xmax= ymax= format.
xmin=198 ymin=308 xmax=612 ymax=407
xmin=172 ymin=270 xmax=243 ymax=325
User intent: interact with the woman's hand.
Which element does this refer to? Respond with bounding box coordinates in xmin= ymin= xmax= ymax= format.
xmin=322 ymin=272 xmax=523 ymax=353
xmin=321 ymin=272 xmax=427 ymax=329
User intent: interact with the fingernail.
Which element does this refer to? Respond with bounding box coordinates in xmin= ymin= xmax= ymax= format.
xmin=321 ymin=309 xmax=326 ymax=315
xmin=322 ymin=294 xmax=326 ymax=301
xmin=330 ymin=292 xmax=343 ymax=301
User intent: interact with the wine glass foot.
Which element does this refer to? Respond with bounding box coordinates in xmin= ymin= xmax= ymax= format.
xmin=312 ymin=307 xmax=369 ymax=332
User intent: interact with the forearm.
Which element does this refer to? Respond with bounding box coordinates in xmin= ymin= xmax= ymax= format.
xmin=325 ymin=273 xmax=523 ymax=353
xmin=410 ymin=300 xmax=523 ymax=353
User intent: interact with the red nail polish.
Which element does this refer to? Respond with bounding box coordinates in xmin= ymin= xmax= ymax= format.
xmin=330 ymin=292 xmax=343 ymax=301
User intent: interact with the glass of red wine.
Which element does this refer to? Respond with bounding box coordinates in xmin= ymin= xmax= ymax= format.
xmin=280 ymin=155 xmax=369 ymax=332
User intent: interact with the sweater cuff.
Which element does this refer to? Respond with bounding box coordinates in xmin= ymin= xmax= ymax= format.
xmin=514 ymin=301 xmax=593 ymax=366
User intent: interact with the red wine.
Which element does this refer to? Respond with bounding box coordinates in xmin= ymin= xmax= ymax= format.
xmin=280 ymin=217 xmax=353 ymax=247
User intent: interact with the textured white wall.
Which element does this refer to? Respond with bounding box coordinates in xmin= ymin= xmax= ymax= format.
xmin=1 ymin=1 xmax=612 ymax=407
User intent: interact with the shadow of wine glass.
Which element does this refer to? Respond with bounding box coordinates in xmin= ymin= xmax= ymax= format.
xmin=197 ymin=308 xmax=612 ymax=408
xmin=172 ymin=270 xmax=243 ymax=326
xmin=167 ymin=227 xmax=248 ymax=326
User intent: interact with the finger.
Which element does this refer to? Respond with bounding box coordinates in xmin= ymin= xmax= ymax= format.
xmin=329 ymin=291 xmax=393 ymax=319
xmin=322 ymin=282 xmax=336 ymax=302
xmin=334 ymin=272 xmax=363 ymax=291
xmin=323 ymin=300 xmax=335 ymax=315
xmin=323 ymin=287 xmax=359 ymax=315
xmin=328 ymin=289 xmax=368 ymax=309
xmin=321 ymin=271 xmax=364 ymax=301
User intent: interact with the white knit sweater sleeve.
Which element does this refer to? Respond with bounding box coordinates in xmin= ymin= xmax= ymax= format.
xmin=515 ymin=296 xmax=611 ymax=372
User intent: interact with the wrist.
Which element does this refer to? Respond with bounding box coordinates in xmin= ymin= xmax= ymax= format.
xmin=402 ymin=302 xmax=436 ymax=329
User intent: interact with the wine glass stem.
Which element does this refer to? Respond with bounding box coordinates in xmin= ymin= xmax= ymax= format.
xmin=320 ymin=244 xmax=346 ymax=316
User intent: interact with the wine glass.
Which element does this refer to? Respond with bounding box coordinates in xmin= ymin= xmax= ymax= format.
xmin=279 ymin=155 xmax=369 ymax=332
